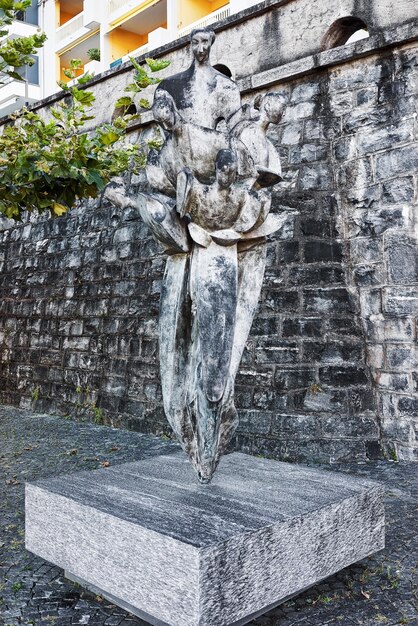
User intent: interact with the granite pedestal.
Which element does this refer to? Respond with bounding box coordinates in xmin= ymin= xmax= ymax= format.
xmin=25 ymin=452 xmax=385 ymax=626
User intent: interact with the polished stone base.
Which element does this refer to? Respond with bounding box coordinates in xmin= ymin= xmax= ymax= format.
xmin=25 ymin=452 xmax=385 ymax=626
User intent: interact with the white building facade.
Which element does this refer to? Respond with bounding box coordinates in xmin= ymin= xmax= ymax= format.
xmin=0 ymin=0 xmax=260 ymax=117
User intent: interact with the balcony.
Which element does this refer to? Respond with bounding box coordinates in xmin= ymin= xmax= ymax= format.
xmin=56 ymin=12 xmax=85 ymax=45
xmin=123 ymin=42 xmax=150 ymax=62
xmin=109 ymin=0 xmax=135 ymax=14
xmin=177 ymin=5 xmax=231 ymax=39
xmin=59 ymin=32 xmax=101 ymax=83
xmin=107 ymin=0 xmax=164 ymax=28
xmin=0 ymin=79 xmax=41 ymax=117
xmin=1 ymin=19 xmax=39 ymax=41
xmin=106 ymin=0 xmax=166 ymax=68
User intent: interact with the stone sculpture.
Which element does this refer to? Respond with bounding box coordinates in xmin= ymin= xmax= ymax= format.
xmin=108 ymin=27 xmax=294 ymax=483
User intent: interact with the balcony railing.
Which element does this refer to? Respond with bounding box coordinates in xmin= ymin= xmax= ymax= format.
xmin=123 ymin=42 xmax=149 ymax=60
xmin=110 ymin=43 xmax=150 ymax=69
xmin=177 ymin=5 xmax=231 ymax=39
xmin=2 ymin=18 xmax=39 ymax=41
xmin=108 ymin=0 xmax=132 ymax=13
xmin=56 ymin=12 xmax=84 ymax=43
xmin=0 ymin=79 xmax=41 ymax=115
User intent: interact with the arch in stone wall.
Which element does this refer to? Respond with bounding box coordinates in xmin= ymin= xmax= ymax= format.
xmin=321 ymin=16 xmax=369 ymax=50
xmin=213 ymin=63 xmax=233 ymax=78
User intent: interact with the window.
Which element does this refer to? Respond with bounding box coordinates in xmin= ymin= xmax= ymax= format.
xmin=15 ymin=0 xmax=38 ymax=25
xmin=17 ymin=56 xmax=39 ymax=85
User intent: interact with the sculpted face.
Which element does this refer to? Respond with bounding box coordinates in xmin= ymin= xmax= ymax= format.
xmin=261 ymin=93 xmax=286 ymax=125
xmin=191 ymin=30 xmax=213 ymax=64
xmin=153 ymin=92 xmax=177 ymax=131
xmin=216 ymin=149 xmax=237 ymax=189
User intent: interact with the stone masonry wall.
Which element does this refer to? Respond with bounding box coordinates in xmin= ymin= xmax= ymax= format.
xmin=0 ymin=0 xmax=417 ymax=462
xmin=329 ymin=47 xmax=418 ymax=461
xmin=237 ymin=42 xmax=418 ymax=462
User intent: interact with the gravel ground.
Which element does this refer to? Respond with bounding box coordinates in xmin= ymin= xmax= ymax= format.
xmin=0 ymin=406 xmax=417 ymax=626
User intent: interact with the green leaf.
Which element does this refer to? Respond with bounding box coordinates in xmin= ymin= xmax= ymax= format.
xmin=70 ymin=58 xmax=82 ymax=69
xmin=86 ymin=170 xmax=105 ymax=189
xmin=77 ymin=72 xmax=94 ymax=84
xmin=71 ymin=87 xmax=95 ymax=105
xmin=97 ymin=129 xmax=120 ymax=146
xmin=57 ymin=80 xmax=69 ymax=90
xmin=145 ymin=58 xmax=170 ymax=72
xmin=115 ymin=96 xmax=134 ymax=108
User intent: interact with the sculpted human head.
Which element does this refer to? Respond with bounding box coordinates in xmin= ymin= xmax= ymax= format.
xmin=190 ymin=28 xmax=215 ymax=64
xmin=152 ymin=90 xmax=178 ymax=131
xmin=216 ymin=149 xmax=237 ymax=189
xmin=255 ymin=92 xmax=287 ymax=125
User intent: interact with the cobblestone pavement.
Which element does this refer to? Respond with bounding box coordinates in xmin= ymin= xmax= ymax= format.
xmin=0 ymin=407 xmax=417 ymax=626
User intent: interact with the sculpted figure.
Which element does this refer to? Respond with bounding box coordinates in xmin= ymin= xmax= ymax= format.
xmin=231 ymin=92 xmax=286 ymax=187
xmin=176 ymin=148 xmax=272 ymax=241
xmin=107 ymin=28 xmax=295 ymax=483
xmin=148 ymin=90 xmax=256 ymax=189
xmin=156 ymin=28 xmax=241 ymax=130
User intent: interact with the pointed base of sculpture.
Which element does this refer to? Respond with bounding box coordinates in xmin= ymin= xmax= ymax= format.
xmin=25 ymin=452 xmax=385 ymax=626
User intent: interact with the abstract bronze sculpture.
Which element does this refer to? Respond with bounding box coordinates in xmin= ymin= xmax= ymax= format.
xmin=110 ymin=28 xmax=293 ymax=483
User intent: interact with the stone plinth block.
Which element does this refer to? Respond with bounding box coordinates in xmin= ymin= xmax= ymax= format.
xmin=25 ymin=452 xmax=384 ymax=626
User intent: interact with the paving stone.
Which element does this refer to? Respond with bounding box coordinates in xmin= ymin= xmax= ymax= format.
xmin=0 ymin=407 xmax=417 ymax=626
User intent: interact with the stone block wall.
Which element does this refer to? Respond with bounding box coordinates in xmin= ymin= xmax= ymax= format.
xmin=329 ymin=47 xmax=418 ymax=460
xmin=0 ymin=0 xmax=416 ymax=462
xmin=234 ymin=41 xmax=418 ymax=462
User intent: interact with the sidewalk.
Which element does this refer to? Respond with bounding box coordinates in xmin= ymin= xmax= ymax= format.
xmin=0 ymin=406 xmax=417 ymax=626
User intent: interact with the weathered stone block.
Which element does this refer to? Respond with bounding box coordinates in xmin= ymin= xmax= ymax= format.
xmin=353 ymin=264 xmax=386 ymax=287
xmin=383 ymin=177 xmax=415 ymax=204
xmin=299 ymin=164 xmax=333 ymax=190
xmin=236 ymin=410 xmax=272 ymax=435
xmin=319 ymin=366 xmax=369 ymax=387
xmin=304 ymin=241 xmax=342 ymax=263
xmin=302 ymin=340 xmax=363 ymax=364
xmin=338 ymin=158 xmax=373 ymax=189
xmin=386 ymin=231 xmax=418 ymax=285
xmin=255 ymin=342 xmax=299 ymax=365
xmin=321 ymin=415 xmax=379 ymax=439
xmin=280 ymin=122 xmax=303 ymax=145
xmin=383 ymin=287 xmax=418 ymax=316
xmin=274 ymin=367 xmax=316 ymax=391
xmin=386 ymin=345 xmax=416 ymax=369
xmin=357 ymin=121 xmax=414 ymax=156
xmin=303 ymin=288 xmax=353 ymax=314
xmin=359 ymin=289 xmax=382 ymax=318
xmin=303 ymin=389 xmax=347 ymax=413
xmin=398 ymin=397 xmax=418 ymax=418
xmin=375 ymin=145 xmax=418 ymax=182
xmin=288 ymin=265 xmax=344 ymax=286
xmin=264 ymin=289 xmax=299 ymax=312
xmin=26 ymin=452 xmax=385 ymax=626
xmin=282 ymin=317 xmax=322 ymax=338
xmin=351 ymin=206 xmax=410 ymax=237
xmin=377 ymin=372 xmax=410 ymax=392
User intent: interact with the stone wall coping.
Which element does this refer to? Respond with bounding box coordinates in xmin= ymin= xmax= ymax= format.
xmin=240 ymin=20 xmax=418 ymax=92
xmin=127 ymin=19 xmax=418 ymax=133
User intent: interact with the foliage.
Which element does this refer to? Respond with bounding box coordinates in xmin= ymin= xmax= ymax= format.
xmin=0 ymin=0 xmax=46 ymax=84
xmin=87 ymin=47 xmax=100 ymax=62
xmin=114 ymin=56 xmax=170 ymax=111
xmin=0 ymin=52 xmax=170 ymax=220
